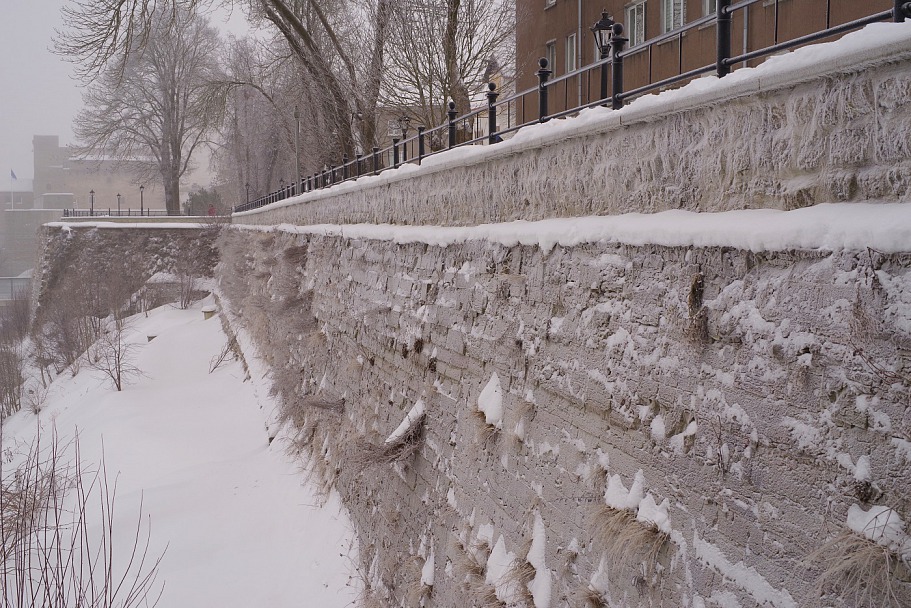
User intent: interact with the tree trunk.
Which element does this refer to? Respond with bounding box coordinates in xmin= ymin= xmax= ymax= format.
xmin=444 ymin=0 xmax=472 ymax=115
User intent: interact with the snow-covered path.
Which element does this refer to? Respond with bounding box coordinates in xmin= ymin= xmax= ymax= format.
xmin=2 ymin=302 xmax=360 ymax=607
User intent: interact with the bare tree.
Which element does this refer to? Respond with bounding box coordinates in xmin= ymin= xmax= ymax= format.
xmin=382 ymin=0 xmax=514 ymax=128
xmin=89 ymin=319 xmax=142 ymax=392
xmin=73 ymin=8 xmax=223 ymax=215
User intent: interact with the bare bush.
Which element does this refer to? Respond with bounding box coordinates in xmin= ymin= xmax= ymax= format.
xmin=88 ymin=319 xmax=142 ymax=391
xmin=0 ymin=344 xmax=24 ymax=419
xmin=1 ymin=429 xmax=165 ymax=607
xmin=208 ymin=336 xmax=238 ymax=374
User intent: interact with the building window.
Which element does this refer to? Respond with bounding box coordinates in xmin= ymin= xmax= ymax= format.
xmin=704 ymin=0 xmax=717 ymax=15
xmin=545 ymin=40 xmax=556 ymax=74
xmin=662 ymin=0 xmax=685 ymax=33
xmin=565 ymin=34 xmax=577 ymax=72
xmin=626 ymin=1 xmax=646 ymax=46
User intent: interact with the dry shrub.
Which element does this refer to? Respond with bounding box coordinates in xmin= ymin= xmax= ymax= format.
xmin=591 ymin=506 xmax=670 ymax=581
xmin=402 ymin=555 xmax=432 ymax=607
xmin=348 ymin=412 xmax=425 ymax=472
xmin=582 ymin=586 xmax=609 ymax=608
xmin=471 ymin=408 xmax=501 ymax=448
xmin=806 ymin=531 xmax=910 ymax=608
xmin=1 ymin=430 xmax=164 ymax=607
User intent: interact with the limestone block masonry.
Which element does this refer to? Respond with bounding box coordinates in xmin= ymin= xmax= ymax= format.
xmin=217 ymin=227 xmax=911 ymax=608
xmin=235 ymin=25 xmax=911 ymax=228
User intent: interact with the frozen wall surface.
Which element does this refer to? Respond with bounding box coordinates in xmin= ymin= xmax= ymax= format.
xmin=217 ymin=227 xmax=911 ymax=608
xmin=234 ymin=23 xmax=911 ymax=228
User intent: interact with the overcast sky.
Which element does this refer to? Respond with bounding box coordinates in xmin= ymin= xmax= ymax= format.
xmin=0 ymin=0 xmax=250 ymax=183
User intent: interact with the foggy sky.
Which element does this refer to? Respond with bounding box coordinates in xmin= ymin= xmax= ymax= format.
xmin=0 ymin=1 xmax=250 ymax=183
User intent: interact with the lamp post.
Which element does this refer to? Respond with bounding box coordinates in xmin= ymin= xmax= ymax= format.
xmin=117 ymin=193 xmax=121 ymax=215
xmin=245 ymin=182 xmax=250 ymax=204
xmin=591 ymin=11 xmax=615 ymax=103
xmin=89 ymin=189 xmax=95 ymax=216
xmin=139 ymin=184 xmax=144 ymax=216
xmin=294 ymin=106 xmax=301 ymax=190
xmin=400 ymin=115 xmax=411 ymax=162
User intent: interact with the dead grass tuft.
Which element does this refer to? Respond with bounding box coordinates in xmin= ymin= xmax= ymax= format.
xmin=591 ymin=505 xmax=670 ymax=581
xmin=582 ymin=586 xmax=609 ymax=608
xmin=347 ymin=413 xmax=425 ymax=472
xmin=805 ymin=531 xmax=910 ymax=608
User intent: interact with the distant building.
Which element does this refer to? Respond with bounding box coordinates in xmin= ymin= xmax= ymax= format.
xmin=1 ymin=178 xmax=34 ymax=210
xmin=32 ymin=135 xmax=165 ymax=212
xmin=515 ymin=0 xmax=892 ymax=116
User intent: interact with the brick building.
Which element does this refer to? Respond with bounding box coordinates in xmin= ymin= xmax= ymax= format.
xmin=515 ymin=0 xmax=893 ymax=113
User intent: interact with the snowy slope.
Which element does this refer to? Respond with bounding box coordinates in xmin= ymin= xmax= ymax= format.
xmin=1 ymin=301 xmax=360 ymax=607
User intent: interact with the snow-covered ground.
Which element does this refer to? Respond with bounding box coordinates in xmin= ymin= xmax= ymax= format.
xmin=1 ymin=300 xmax=360 ymax=607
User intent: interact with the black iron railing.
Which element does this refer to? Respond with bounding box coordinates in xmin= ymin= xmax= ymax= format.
xmin=234 ymin=0 xmax=911 ymax=214
xmin=62 ymin=209 xmax=171 ymax=218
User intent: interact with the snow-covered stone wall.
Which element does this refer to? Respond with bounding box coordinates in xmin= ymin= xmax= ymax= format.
xmin=216 ymin=227 xmax=911 ymax=608
xmin=233 ymin=23 xmax=911 ymax=228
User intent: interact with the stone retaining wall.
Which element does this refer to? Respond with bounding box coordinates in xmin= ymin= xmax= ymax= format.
xmin=217 ymin=226 xmax=911 ymax=607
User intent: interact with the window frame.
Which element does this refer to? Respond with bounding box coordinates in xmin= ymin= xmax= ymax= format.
xmin=565 ymin=33 xmax=577 ymax=73
xmin=661 ymin=0 xmax=685 ymax=33
xmin=625 ymin=1 xmax=647 ymax=47
xmin=544 ymin=40 xmax=557 ymax=75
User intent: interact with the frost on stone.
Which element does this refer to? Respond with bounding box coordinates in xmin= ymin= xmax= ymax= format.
xmin=636 ymin=493 xmax=673 ymax=534
xmin=421 ymin=545 xmax=435 ymax=587
xmin=604 ymin=470 xmax=644 ymax=511
xmin=486 ymin=536 xmax=522 ymax=603
xmin=477 ymin=372 xmax=504 ymax=429
xmin=527 ymin=511 xmax=552 ymax=608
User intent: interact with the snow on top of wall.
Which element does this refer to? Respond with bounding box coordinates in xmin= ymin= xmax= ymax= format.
xmin=234 ymin=21 xmax=911 ymax=219
xmin=241 ymin=202 xmax=911 ymax=254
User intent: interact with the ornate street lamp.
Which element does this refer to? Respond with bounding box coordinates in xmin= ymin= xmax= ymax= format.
xmin=245 ymin=182 xmax=250 ymax=204
xmin=400 ymin=115 xmax=411 ymax=162
xmin=139 ymin=184 xmax=144 ymax=216
xmin=89 ymin=189 xmax=95 ymax=216
xmin=591 ymin=11 xmax=615 ymax=102
xmin=117 ymin=192 xmax=121 ymax=215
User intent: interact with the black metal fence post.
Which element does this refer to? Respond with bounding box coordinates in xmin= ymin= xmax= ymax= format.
xmin=537 ymin=58 xmax=551 ymax=122
xmin=486 ymin=82 xmax=499 ymax=144
xmin=372 ymin=146 xmax=380 ymax=174
xmin=343 ymin=154 xmax=349 ymax=180
xmin=418 ymin=127 xmax=426 ymax=163
xmin=610 ymin=23 xmax=628 ymax=110
xmin=896 ymin=0 xmax=911 ymax=21
xmin=717 ymin=0 xmax=733 ymax=77
xmin=393 ymin=138 xmax=400 ymax=167
xmin=447 ymin=101 xmax=457 ymax=148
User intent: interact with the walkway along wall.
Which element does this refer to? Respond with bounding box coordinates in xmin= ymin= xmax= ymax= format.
xmin=234 ymin=23 xmax=911 ymax=228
